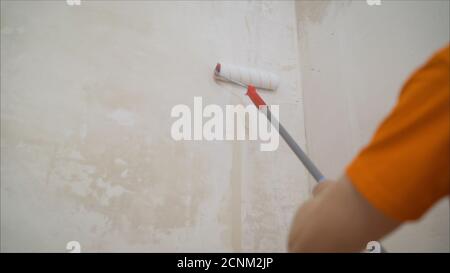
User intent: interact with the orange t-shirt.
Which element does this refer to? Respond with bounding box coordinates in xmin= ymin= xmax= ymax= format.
xmin=346 ymin=45 xmax=450 ymax=221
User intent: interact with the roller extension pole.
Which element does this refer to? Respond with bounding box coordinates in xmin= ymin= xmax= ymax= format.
xmin=246 ymin=85 xmax=325 ymax=183
xmin=265 ymin=108 xmax=325 ymax=182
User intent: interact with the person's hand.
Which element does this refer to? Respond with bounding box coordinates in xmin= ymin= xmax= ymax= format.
xmin=288 ymin=176 xmax=400 ymax=252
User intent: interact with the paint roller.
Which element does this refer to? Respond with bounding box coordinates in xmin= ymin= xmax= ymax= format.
xmin=214 ymin=63 xmax=280 ymax=90
xmin=214 ymin=63 xmax=325 ymax=182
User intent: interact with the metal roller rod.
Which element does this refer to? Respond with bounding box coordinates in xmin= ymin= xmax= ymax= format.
xmin=264 ymin=107 xmax=325 ymax=183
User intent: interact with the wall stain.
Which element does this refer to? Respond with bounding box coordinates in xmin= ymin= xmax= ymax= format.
xmin=41 ymin=90 xmax=208 ymax=244
xmin=296 ymin=0 xmax=331 ymax=25
xmin=230 ymin=140 xmax=242 ymax=252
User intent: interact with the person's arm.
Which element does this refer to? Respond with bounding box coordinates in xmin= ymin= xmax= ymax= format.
xmin=288 ymin=45 xmax=449 ymax=252
xmin=287 ymin=176 xmax=401 ymax=252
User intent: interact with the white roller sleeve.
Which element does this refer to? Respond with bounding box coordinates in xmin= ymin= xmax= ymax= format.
xmin=214 ymin=63 xmax=280 ymax=90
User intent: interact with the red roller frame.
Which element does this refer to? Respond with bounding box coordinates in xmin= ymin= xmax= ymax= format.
xmin=246 ymin=85 xmax=267 ymax=108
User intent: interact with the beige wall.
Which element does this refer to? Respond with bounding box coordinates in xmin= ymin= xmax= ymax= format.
xmin=1 ymin=1 xmax=308 ymax=252
xmin=296 ymin=0 xmax=449 ymax=252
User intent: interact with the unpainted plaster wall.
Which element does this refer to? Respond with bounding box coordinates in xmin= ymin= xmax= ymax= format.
xmin=1 ymin=1 xmax=308 ymax=252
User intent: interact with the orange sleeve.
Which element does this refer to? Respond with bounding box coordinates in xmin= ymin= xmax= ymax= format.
xmin=346 ymin=45 xmax=450 ymax=221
